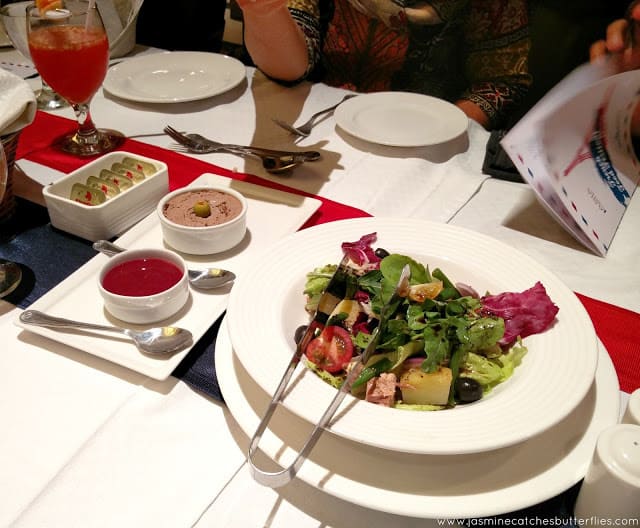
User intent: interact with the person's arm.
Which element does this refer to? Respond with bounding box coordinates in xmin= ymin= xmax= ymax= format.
xmin=235 ymin=0 xmax=316 ymax=81
xmin=590 ymin=2 xmax=640 ymax=72
xmin=455 ymin=99 xmax=490 ymax=128
xmin=456 ymin=0 xmax=531 ymax=130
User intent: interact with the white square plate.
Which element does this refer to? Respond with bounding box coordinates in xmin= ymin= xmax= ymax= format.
xmin=16 ymin=173 xmax=321 ymax=380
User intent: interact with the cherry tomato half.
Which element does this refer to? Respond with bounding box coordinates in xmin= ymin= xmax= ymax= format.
xmin=305 ymin=325 xmax=354 ymax=373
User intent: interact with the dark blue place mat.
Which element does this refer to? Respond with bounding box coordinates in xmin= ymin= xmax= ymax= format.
xmin=1 ymin=199 xmax=587 ymax=519
xmin=0 ymin=198 xmax=223 ymax=402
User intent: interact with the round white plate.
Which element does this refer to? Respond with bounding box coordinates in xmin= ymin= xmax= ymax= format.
xmin=217 ymin=317 xmax=620 ymax=519
xmin=103 ymin=51 xmax=246 ymax=103
xmin=226 ymin=218 xmax=600 ymax=455
xmin=334 ymin=92 xmax=468 ymax=146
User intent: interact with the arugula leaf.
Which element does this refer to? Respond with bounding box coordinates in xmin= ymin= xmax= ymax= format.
xmin=357 ymin=269 xmax=383 ymax=296
xmin=380 ymin=254 xmax=431 ymax=287
xmin=421 ymin=324 xmax=450 ymax=372
xmin=456 ymin=317 xmax=505 ymax=352
xmin=432 ymin=267 xmax=461 ymax=300
xmin=407 ymin=304 xmax=428 ymax=331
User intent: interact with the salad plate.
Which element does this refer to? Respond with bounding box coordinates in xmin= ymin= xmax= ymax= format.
xmin=226 ymin=217 xmax=600 ymax=455
xmin=103 ymin=52 xmax=246 ymax=104
xmin=14 ymin=174 xmax=321 ymax=380
xmin=334 ymin=92 xmax=468 ymax=147
xmin=216 ymin=317 xmax=620 ymax=518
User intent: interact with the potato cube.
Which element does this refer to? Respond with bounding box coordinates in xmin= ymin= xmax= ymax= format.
xmin=399 ymin=367 xmax=452 ymax=406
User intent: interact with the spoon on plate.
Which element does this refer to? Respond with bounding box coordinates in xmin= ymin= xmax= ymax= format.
xmin=0 ymin=259 xmax=22 ymax=298
xmin=261 ymin=158 xmax=301 ymax=174
xmin=92 ymin=240 xmax=236 ymax=290
xmin=19 ymin=309 xmax=193 ymax=355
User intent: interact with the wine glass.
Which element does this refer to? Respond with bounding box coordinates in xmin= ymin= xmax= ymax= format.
xmin=0 ymin=1 xmax=68 ymax=111
xmin=26 ymin=0 xmax=124 ymax=157
xmin=0 ymin=142 xmax=22 ymax=298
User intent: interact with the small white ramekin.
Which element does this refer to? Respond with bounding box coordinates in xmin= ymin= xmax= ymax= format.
xmin=98 ymin=248 xmax=189 ymax=324
xmin=156 ymin=185 xmax=248 ymax=255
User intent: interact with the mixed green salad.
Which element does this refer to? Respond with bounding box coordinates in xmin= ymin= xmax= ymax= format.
xmin=300 ymin=233 xmax=559 ymax=410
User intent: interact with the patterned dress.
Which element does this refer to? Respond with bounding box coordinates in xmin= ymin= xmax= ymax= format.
xmin=283 ymin=0 xmax=531 ymax=129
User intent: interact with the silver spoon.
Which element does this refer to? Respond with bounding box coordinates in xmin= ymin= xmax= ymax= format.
xmin=0 ymin=259 xmax=22 ymax=298
xmin=19 ymin=309 xmax=193 ymax=355
xmin=92 ymin=240 xmax=235 ymax=289
xmin=261 ymin=159 xmax=301 ymax=174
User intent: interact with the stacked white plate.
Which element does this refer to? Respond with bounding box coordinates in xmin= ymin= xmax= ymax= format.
xmin=219 ymin=218 xmax=620 ymax=519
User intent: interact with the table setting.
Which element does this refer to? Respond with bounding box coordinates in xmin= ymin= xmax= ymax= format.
xmin=1 ymin=6 xmax=639 ymax=525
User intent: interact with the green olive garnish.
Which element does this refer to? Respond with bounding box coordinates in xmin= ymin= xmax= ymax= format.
xmin=193 ymin=200 xmax=211 ymax=218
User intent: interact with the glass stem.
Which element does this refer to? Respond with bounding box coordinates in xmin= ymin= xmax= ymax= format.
xmin=72 ymin=102 xmax=100 ymax=146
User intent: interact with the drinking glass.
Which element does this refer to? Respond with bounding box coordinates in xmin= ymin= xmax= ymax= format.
xmin=26 ymin=0 xmax=124 ymax=156
xmin=0 ymin=1 xmax=68 ymax=110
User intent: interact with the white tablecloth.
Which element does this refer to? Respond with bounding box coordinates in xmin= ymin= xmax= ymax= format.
xmin=1 ymin=45 xmax=637 ymax=527
xmin=13 ymin=46 xmax=490 ymax=224
xmin=450 ymin=178 xmax=640 ymax=314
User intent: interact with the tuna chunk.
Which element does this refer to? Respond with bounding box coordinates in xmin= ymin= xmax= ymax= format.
xmin=365 ymin=372 xmax=397 ymax=407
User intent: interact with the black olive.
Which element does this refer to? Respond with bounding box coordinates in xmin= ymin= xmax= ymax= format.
xmin=294 ymin=325 xmax=308 ymax=344
xmin=374 ymin=248 xmax=390 ymax=259
xmin=454 ymin=377 xmax=483 ymax=403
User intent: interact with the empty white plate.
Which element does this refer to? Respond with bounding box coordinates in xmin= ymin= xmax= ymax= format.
xmin=334 ymin=91 xmax=468 ymax=146
xmin=103 ymin=51 xmax=246 ymax=103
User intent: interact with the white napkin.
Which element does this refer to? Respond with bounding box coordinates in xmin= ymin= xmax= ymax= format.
xmin=0 ymin=69 xmax=36 ymax=136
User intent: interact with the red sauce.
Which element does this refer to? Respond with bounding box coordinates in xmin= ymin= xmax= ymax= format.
xmin=102 ymin=258 xmax=183 ymax=296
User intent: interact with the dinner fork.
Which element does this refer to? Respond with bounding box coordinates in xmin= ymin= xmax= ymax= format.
xmin=272 ymin=94 xmax=357 ymax=137
xmin=164 ymin=126 xmax=320 ymax=162
xmin=165 ymin=127 xmax=311 ymax=173
xmin=170 ymin=144 xmax=302 ymax=174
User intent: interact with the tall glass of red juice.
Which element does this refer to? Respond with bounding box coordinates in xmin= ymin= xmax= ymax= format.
xmin=27 ymin=1 xmax=124 ymax=156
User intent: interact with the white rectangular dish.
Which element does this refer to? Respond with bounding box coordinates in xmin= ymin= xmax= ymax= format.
xmin=17 ymin=173 xmax=321 ymax=380
xmin=42 ymin=151 xmax=169 ymax=241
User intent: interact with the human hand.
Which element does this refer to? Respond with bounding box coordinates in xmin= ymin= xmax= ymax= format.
xmin=590 ymin=1 xmax=640 ymax=72
xmin=348 ymin=0 xmax=407 ymax=29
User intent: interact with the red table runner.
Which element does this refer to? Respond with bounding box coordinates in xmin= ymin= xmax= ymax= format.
xmin=15 ymin=111 xmax=640 ymax=393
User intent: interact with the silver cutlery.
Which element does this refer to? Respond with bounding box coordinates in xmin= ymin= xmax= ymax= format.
xmin=182 ymin=132 xmax=321 ymax=162
xmin=169 ymin=144 xmax=302 ymax=174
xmin=247 ymin=261 xmax=411 ymax=487
xmin=92 ymin=240 xmax=236 ymax=290
xmin=163 ymin=126 xmax=320 ymax=174
xmin=19 ymin=309 xmax=193 ymax=355
xmin=272 ymin=94 xmax=356 ymax=137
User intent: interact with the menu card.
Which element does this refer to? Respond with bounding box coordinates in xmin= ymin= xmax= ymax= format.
xmin=501 ymin=61 xmax=640 ymax=256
